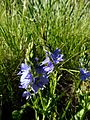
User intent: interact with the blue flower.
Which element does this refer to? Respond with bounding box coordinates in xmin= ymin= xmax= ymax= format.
xmin=31 ymin=76 xmax=49 ymax=93
xmin=19 ymin=73 xmax=32 ymax=89
xmin=80 ymin=68 xmax=90 ymax=80
xmin=18 ymin=63 xmax=31 ymax=81
xmin=41 ymin=56 xmax=54 ymax=74
xmin=17 ymin=63 xmax=31 ymax=75
xmin=51 ymin=48 xmax=63 ymax=64
xmin=43 ymin=61 xmax=54 ymax=74
xmin=41 ymin=56 xmax=50 ymax=65
xmin=35 ymin=65 xmax=46 ymax=74
xmin=41 ymin=48 xmax=63 ymax=74
xmin=22 ymin=91 xmax=31 ymax=100
xmin=18 ymin=63 xmax=32 ymax=89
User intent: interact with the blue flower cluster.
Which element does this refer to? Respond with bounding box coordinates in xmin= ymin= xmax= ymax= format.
xmin=18 ymin=48 xmax=63 ymax=99
xmin=17 ymin=47 xmax=90 ymax=99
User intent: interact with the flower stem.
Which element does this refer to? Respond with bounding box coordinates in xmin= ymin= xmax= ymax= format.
xmin=42 ymin=114 xmax=45 ymax=120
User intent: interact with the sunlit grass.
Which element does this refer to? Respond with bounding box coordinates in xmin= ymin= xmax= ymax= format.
xmin=0 ymin=0 xmax=90 ymax=120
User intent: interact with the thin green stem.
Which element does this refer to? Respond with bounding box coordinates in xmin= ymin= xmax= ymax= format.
xmin=42 ymin=114 xmax=45 ymax=120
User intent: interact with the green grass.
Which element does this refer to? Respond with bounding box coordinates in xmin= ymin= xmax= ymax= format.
xmin=0 ymin=0 xmax=90 ymax=120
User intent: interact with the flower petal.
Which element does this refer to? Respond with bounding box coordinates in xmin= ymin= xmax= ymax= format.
xmin=22 ymin=91 xmax=31 ymax=100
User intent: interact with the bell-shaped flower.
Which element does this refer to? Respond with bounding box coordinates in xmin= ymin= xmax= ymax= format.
xmin=19 ymin=73 xmax=32 ymax=89
xmin=31 ymin=76 xmax=49 ymax=93
xmin=41 ymin=56 xmax=50 ymax=65
xmin=51 ymin=48 xmax=63 ymax=64
xmin=43 ymin=61 xmax=54 ymax=74
xmin=41 ymin=48 xmax=63 ymax=74
xmin=80 ymin=68 xmax=90 ymax=80
xmin=18 ymin=63 xmax=32 ymax=89
xmin=17 ymin=63 xmax=31 ymax=75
